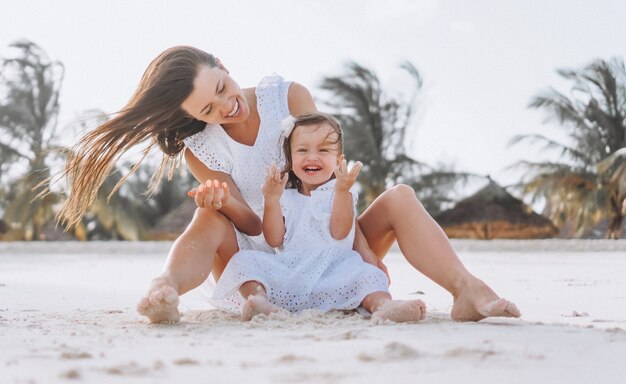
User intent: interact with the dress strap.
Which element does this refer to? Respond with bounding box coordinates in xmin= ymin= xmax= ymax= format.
xmin=256 ymin=74 xmax=292 ymax=123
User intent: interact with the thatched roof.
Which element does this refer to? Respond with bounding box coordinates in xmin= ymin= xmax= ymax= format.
xmin=434 ymin=180 xmax=558 ymax=239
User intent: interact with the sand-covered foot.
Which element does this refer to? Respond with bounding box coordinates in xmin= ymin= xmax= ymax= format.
xmin=371 ymin=300 xmax=426 ymax=324
xmin=137 ymin=284 xmax=180 ymax=323
xmin=241 ymin=294 xmax=279 ymax=321
xmin=451 ymin=279 xmax=521 ymax=322
xmin=478 ymin=298 xmax=521 ymax=318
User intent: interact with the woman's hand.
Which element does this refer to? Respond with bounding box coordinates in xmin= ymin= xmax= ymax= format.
xmin=334 ymin=155 xmax=363 ymax=193
xmin=187 ymin=179 xmax=231 ymax=210
xmin=358 ymin=246 xmax=391 ymax=286
xmin=376 ymin=259 xmax=391 ymax=287
xmin=262 ymin=164 xmax=288 ymax=202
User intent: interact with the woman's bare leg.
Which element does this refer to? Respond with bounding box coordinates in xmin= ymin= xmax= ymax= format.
xmin=137 ymin=208 xmax=239 ymax=323
xmin=358 ymin=185 xmax=520 ymax=321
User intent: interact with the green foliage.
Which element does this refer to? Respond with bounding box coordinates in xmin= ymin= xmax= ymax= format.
xmin=510 ymin=57 xmax=626 ymax=238
xmin=79 ymin=158 xmax=195 ymax=240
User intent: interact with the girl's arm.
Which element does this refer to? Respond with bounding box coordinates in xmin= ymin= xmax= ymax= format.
xmin=185 ymin=149 xmax=262 ymax=236
xmin=262 ymin=164 xmax=288 ymax=247
xmin=262 ymin=199 xmax=285 ymax=248
xmin=330 ymin=156 xmax=363 ymax=240
xmin=330 ymin=190 xmax=354 ymax=240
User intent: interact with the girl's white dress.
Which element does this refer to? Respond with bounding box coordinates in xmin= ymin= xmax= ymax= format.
xmin=211 ymin=180 xmax=390 ymax=313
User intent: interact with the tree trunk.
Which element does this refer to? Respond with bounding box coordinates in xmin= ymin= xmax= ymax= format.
xmin=606 ymin=194 xmax=625 ymax=239
xmin=365 ymin=182 xmax=387 ymax=209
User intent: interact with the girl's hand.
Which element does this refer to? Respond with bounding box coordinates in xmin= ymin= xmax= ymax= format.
xmin=334 ymin=155 xmax=363 ymax=193
xmin=262 ymin=163 xmax=288 ymax=202
xmin=187 ymin=179 xmax=230 ymax=210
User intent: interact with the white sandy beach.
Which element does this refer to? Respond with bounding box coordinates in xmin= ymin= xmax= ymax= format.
xmin=1 ymin=240 xmax=626 ymax=384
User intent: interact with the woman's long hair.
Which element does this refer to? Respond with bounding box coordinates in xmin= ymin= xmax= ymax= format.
xmin=56 ymin=46 xmax=217 ymax=228
xmin=282 ymin=112 xmax=343 ymax=190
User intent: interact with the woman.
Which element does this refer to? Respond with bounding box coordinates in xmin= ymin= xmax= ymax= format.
xmin=59 ymin=46 xmax=519 ymax=323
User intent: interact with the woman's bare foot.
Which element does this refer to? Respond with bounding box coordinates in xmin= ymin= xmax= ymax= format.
xmin=137 ymin=278 xmax=180 ymax=323
xmin=241 ymin=294 xmax=279 ymax=321
xmin=451 ymin=278 xmax=521 ymax=322
xmin=371 ymin=300 xmax=426 ymax=324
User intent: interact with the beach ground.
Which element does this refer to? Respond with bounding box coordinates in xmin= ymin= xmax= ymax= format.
xmin=1 ymin=240 xmax=625 ymax=384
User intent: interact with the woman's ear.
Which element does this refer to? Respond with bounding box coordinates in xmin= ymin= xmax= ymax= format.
xmin=215 ymin=58 xmax=229 ymax=74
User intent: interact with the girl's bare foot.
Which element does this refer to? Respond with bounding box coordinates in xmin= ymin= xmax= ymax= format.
xmin=241 ymin=294 xmax=279 ymax=321
xmin=371 ymin=300 xmax=426 ymax=324
xmin=451 ymin=278 xmax=521 ymax=322
xmin=137 ymin=278 xmax=180 ymax=323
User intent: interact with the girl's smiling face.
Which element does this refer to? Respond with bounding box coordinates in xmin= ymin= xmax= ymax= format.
xmin=289 ymin=122 xmax=341 ymax=192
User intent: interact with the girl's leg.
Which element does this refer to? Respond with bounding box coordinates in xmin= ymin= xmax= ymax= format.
xmin=137 ymin=208 xmax=239 ymax=323
xmin=239 ymin=281 xmax=279 ymax=321
xmin=361 ymin=292 xmax=426 ymax=323
xmin=358 ymin=185 xmax=520 ymax=321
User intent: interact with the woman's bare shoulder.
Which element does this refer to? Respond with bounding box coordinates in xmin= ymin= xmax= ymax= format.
xmin=287 ymin=82 xmax=317 ymax=115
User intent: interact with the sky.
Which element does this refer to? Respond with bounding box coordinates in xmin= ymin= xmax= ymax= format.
xmin=1 ymin=0 xmax=625 ymax=188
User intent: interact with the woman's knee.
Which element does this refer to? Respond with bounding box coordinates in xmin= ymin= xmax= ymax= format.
xmin=382 ymin=184 xmax=421 ymax=205
xmin=379 ymin=184 xmax=428 ymax=217
xmin=187 ymin=208 xmax=232 ymax=233
xmin=390 ymin=184 xmax=416 ymax=198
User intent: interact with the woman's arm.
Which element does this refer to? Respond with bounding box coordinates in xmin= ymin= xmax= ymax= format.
xmin=185 ymin=148 xmax=262 ymax=236
xmin=288 ymin=82 xmax=317 ymax=115
xmin=353 ymin=221 xmax=391 ymax=285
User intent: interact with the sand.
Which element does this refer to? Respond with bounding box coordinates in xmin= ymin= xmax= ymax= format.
xmin=1 ymin=240 xmax=626 ymax=383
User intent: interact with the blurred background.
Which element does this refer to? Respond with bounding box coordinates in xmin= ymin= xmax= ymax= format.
xmin=1 ymin=0 xmax=625 ymax=241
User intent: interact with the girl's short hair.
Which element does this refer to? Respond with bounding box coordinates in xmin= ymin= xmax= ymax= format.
xmin=282 ymin=112 xmax=343 ymax=189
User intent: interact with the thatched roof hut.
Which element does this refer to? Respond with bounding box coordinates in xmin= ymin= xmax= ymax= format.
xmin=149 ymin=199 xmax=197 ymax=240
xmin=434 ymin=180 xmax=558 ymax=239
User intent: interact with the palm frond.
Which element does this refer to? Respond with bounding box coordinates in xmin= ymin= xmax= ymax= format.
xmin=508 ymin=133 xmax=590 ymax=163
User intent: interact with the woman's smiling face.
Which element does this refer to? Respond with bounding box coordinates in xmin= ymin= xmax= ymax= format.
xmin=181 ymin=65 xmax=249 ymax=125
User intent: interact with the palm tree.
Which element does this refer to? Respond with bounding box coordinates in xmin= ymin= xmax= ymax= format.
xmin=117 ymin=159 xmax=196 ymax=235
xmin=510 ymin=57 xmax=626 ymax=238
xmin=319 ymin=61 xmax=473 ymax=213
xmin=0 ymin=40 xmax=64 ymax=240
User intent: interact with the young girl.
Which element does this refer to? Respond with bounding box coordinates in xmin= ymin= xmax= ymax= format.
xmin=211 ymin=112 xmax=427 ymax=322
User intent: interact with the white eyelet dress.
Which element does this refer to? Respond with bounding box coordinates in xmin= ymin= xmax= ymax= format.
xmin=211 ymin=179 xmax=390 ymax=314
xmin=181 ymin=75 xmax=291 ymax=308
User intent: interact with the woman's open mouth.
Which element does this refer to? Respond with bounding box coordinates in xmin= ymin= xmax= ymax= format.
xmin=227 ymin=99 xmax=240 ymax=117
